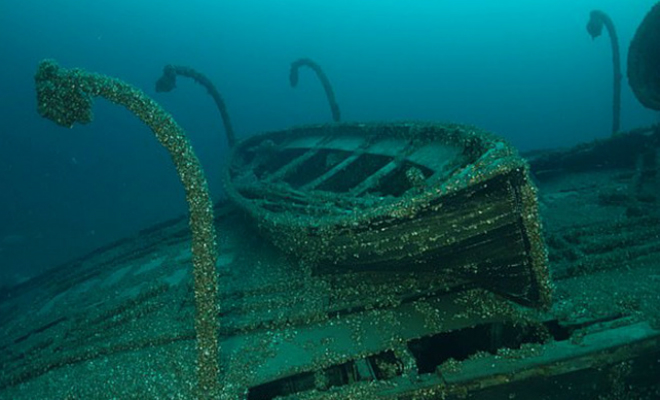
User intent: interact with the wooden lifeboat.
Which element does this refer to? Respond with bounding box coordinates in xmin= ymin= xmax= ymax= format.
xmin=225 ymin=121 xmax=552 ymax=307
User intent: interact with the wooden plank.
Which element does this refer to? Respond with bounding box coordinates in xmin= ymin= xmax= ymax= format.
xmin=348 ymin=141 xmax=418 ymax=196
xmin=299 ymin=152 xmax=365 ymax=191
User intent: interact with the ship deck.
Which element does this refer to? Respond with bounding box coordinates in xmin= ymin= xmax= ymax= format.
xmin=1 ymin=134 xmax=659 ymax=399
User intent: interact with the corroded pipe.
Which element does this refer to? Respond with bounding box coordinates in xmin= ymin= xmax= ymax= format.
xmin=290 ymin=58 xmax=341 ymax=122
xmin=156 ymin=64 xmax=236 ymax=148
xmin=35 ymin=59 xmax=221 ymax=399
xmin=587 ymin=10 xmax=621 ymax=135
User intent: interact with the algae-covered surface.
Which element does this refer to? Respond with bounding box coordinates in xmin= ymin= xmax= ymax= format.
xmin=1 ymin=138 xmax=660 ymax=399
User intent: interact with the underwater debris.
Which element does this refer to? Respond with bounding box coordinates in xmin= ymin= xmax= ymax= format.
xmin=34 ymin=59 xmax=221 ymax=399
xmin=290 ymin=58 xmax=341 ymax=122
xmin=628 ymin=2 xmax=660 ymax=111
xmin=225 ymin=121 xmax=552 ymax=308
xmin=587 ymin=9 xmax=621 ymax=135
xmin=155 ymin=64 xmax=236 ymax=147
xmin=4 ymin=117 xmax=660 ymax=397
